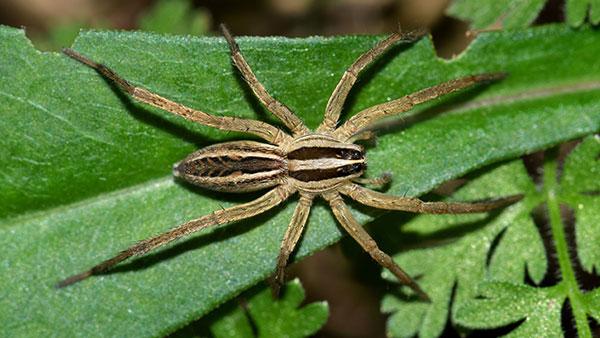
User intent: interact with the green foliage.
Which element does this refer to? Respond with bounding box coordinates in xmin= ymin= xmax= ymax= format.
xmin=448 ymin=0 xmax=600 ymax=29
xmin=567 ymin=0 xmax=600 ymax=26
xmin=448 ymin=0 xmax=546 ymax=29
xmin=0 ymin=24 xmax=599 ymax=337
xmin=208 ymin=280 xmax=328 ymax=338
xmin=382 ymin=136 xmax=600 ymax=337
xmin=139 ymin=0 xmax=210 ymax=36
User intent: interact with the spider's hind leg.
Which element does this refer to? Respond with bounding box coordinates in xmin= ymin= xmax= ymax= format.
xmin=270 ymin=194 xmax=313 ymax=298
xmin=57 ymin=185 xmax=295 ymax=288
xmin=323 ymin=192 xmax=430 ymax=301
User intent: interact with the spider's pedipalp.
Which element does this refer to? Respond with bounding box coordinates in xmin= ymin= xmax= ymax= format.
xmin=352 ymin=172 xmax=392 ymax=188
xmin=57 ymin=185 xmax=295 ymax=288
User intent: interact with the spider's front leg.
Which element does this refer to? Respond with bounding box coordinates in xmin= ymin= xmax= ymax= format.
xmin=318 ymin=30 xmax=425 ymax=132
xmin=62 ymin=48 xmax=291 ymax=145
xmin=57 ymin=185 xmax=295 ymax=288
xmin=220 ymin=24 xmax=309 ymax=136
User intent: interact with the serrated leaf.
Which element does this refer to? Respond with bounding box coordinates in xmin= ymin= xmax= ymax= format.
xmin=384 ymin=137 xmax=600 ymax=337
xmin=382 ymin=160 xmax=538 ymax=338
xmin=454 ymin=282 xmax=563 ymax=337
xmin=210 ymin=279 xmax=328 ymax=338
xmin=1 ymin=24 xmax=599 ymax=337
xmin=566 ymin=0 xmax=600 ymax=26
xmin=561 ymin=136 xmax=600 ymax=274
xmin=448 ymin=0 xmax=600 ymax=29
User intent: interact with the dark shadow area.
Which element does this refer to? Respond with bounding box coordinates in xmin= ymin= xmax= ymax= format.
xmin=535 ymin=0 xmax=566 ymax=25
xmin=561 ymin=298 xmax=577 ymax=338
xmin=528 ymin=204 xmax=560 ymax=287
xmin=485 ymin=227 xmax=508 ymax=268
xmin=561 ymin=204 xmax=600 ymax=292
xmin=168 ymin=281 xmax=266 ymax=338
xmin=467 ymin=318 xmax=527 ymax=337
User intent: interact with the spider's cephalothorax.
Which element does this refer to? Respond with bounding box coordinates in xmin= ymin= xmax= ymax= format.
xmin=58 ymin=24 xmax=521 ymax=301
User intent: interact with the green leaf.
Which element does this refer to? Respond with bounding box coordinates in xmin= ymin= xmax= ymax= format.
xmin=447 ymin=0 xmax=546 ymax=29
xmin=566 ymin=0 xmax=600 ymax=26
xmin=209 ymin=279 xmax=328 ymax=338
xmin=383 ymin=136 xmax=600 ymax=337
xmin=138 ymin=0 xmax=210 ymax=36
xmin=447 ymin=0 xmax=600 ymax=29
xmin=382 ymin=160 xmax=538 ymax=338
xmin=0 ymin=24 xmax=599 ymax=336
xmin=561 ymin=136 xmax=600 ymax=273
xmin=455 ymin=282 xmax=564 ymax=337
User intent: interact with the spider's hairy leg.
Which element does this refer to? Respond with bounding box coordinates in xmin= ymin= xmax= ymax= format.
xmin=318 ymin=30 xmax=425 ymax=132
xmin=335 ymin=73 xmax=506 ymax=140
xmin=219 ymin=24 xmax=309 ymax=136
xmin=56 ymin=185 xmax=295 ymax=288
xmin=271 ymin=194 xmax=313 ymax=297
xmin=62 ymin=48 xmax=290 ymax=145
xmin=341 ymin=184 xmax=522 ymax=214
xmin=323 ymin=192 xmax=430 ymax=301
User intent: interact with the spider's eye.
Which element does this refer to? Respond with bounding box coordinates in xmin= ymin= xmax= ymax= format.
xmin=350 ymin=150 xmax=362 ymax=160
xmin=337 ymin=149 xmax=363 ymax=160
xmin=352 ymin=163 xmax=363 ymax=171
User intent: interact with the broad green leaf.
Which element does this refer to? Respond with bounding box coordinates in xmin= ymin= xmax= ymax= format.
xmin=383 ymin=137 xmax=600 ymax=337
xmin=448 ymin=0 xmax=600 ymax=29
xmin=209 ymin=279 xmax=328 ymax=338
xmin=0 ymin=24 xmax=599 ymax=336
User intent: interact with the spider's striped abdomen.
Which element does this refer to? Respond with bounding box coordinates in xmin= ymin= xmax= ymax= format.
xmin=174 ymin=141 xmax=286 ymax=192
xmin=174 ymin=134 xmax=366 ymax=194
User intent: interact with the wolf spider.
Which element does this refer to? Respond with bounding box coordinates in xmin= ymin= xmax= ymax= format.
xmin=58 ymin=25 xmax=520 ymax=301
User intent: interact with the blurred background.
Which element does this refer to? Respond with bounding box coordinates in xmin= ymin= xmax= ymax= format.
xmin=0 ymin=0 xmax=563 ymax=56
xmin=0 ymin=0 xmax=566 ymax=337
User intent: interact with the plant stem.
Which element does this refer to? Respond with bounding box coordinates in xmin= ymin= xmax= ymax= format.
xmin=543 ymin=153 xmax=591 ymax=338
